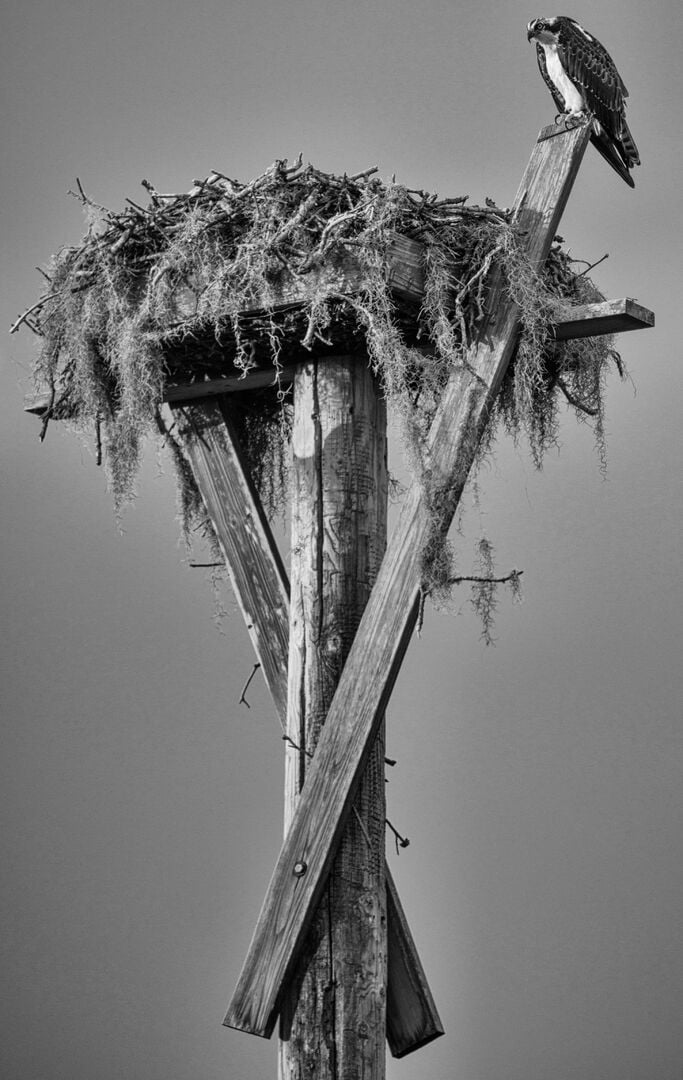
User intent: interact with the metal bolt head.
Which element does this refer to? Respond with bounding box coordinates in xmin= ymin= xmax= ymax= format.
xmin=293 ymin=860 xmax=307 ymax=877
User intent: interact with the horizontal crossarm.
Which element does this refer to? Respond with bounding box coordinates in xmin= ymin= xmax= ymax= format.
xmin=223 ymin=121 xmax=593 ymax=1038
xmin=25 ymin=292 xmax=653 ymax=418
xmin=168 ymin=395 xmax=443 ymax=1057
xmin=23 ymin=288 xmax=653 ymax=420
xmin=552 ymin=297 xmax=654 ymax=339
xmin=24 ymin=301 xmax=653 ymax=420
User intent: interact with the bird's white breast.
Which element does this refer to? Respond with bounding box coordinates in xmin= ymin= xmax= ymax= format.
xmin=541 ymin=42 xmax=585 ymax=113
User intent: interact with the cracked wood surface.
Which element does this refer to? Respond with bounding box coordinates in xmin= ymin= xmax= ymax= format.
xmin=279 ymin=357 xmax=388 ymax=1078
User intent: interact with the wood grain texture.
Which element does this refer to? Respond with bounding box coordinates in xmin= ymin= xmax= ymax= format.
xmin=170 ymin=391 xmax=442 ymax=1056
xmin=223 ymin=121 xmax=593 ymax=1040
xmin=279 ymin=358 xmax=388 ymax=1079
xmin=552 ymin=297 xmax=655 ymax=340
xmin=169 ymin=398 xmax=290 ymax=723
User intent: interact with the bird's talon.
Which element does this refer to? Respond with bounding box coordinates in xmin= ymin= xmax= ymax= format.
xmin=565 ymin=111 xmax=592 ymax=131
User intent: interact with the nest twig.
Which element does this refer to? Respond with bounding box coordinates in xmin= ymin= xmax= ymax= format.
xmin=16 ymin=160 xmax=623 ymax=580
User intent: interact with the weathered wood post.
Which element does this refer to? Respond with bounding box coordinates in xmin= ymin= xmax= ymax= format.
xmin=279 ymin=355 xmax=388 ymax=1078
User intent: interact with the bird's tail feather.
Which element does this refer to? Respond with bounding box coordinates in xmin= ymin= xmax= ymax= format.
xmin=590 ymin=124 xmax=636 ymax=188
xmin=619 ymin=118 xmax=640 ymax=167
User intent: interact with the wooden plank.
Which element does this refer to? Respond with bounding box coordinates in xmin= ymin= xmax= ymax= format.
xmin=160 ymin=296 xmax=653 ymax=402
xmin=165 ymin=367 xmax=295 ymax=401
xmin=25 ymin=397 xmax=54 ymax=415
xmin=386 ymin=871 xmax=444 ymax=1057
xmin=223 ymin=120 xmax=593 ymax=1039
xmin=279 ymin=358 xmax=388 ymax=1078
xmin=168 ymin=398 xmax=291 ymax=723
xmin=538 ymin=120 xmax=576 ymax=142
xmin=171 ymin=392 xmax=443 ymax=1057
xmin=24 ymin=294 xmax=653 ymax=420
xmin=552 ymin=297 xmax=655 ymax=340
xmin=24 ymin=366 xmax=296 ymax=417
xmin=384 ymin=233 xmax=425 ymax=302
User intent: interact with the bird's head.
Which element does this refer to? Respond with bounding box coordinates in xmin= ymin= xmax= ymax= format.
xmin=527 ymin=17 xmax=561 ymax=43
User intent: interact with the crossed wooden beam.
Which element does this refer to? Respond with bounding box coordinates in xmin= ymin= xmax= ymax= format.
xmin=169 ymin=396 xmax=443 ymax=1056
xmin=162 ymin=122 xmax=653 ymax=1051
xmin=25 ymin=121 xmax=654 ymax=1057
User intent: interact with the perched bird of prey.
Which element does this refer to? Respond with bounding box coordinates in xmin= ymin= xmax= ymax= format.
xmin=527 ymin=16 xmax=640 ymax=187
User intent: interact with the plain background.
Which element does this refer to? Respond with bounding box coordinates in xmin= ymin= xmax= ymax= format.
xmin=2 ymin=1 xmax=682 ymax=1077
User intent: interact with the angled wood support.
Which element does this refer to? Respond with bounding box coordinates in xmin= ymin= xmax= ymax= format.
xmin=386 ymin=870 xmax=444 ymax=1056
xmin=167 ymin=394 xmax=443 ymax=1057
xmin=223 ymin=121 xmax=593 ymax=1039
xmin=168 ymin=398 xmax=291 ymax=723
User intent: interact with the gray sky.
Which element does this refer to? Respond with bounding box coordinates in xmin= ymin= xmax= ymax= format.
xmin=2 ymin=1 xmax=682 ymax=1078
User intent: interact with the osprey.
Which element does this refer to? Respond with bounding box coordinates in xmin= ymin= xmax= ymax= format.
xmin=527 ymin=16 xmax=640 ymax=187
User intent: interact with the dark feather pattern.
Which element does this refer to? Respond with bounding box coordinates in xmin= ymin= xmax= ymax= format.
xmin=529 ymin=16 xmax=640 ymax=187
xmin=535 ymin=43 xmax=565 ymax=113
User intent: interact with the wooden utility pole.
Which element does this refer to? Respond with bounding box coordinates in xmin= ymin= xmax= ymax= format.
xmin=279 ymin=356 xmax=388 ymax=1078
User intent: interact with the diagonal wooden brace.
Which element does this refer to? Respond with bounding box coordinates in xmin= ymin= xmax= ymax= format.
xmin=222 ymin=120 xmax=593 ymax=1039
xmin=168 ymin=396 xmax=443 ymax=1056
xmin=167 ymin=398 xmax=291 ymax=723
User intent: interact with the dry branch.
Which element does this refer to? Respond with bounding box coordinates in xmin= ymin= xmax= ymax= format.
xmin=17 ymin=156 xmax=626 ymax=572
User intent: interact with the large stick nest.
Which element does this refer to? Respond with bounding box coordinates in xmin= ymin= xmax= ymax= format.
xmin=17 ymin=158 xmax=622 ymax=529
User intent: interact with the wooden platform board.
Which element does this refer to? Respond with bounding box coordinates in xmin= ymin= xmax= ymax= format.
xmin=24 ymin=296 xmax=653 ymax=418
